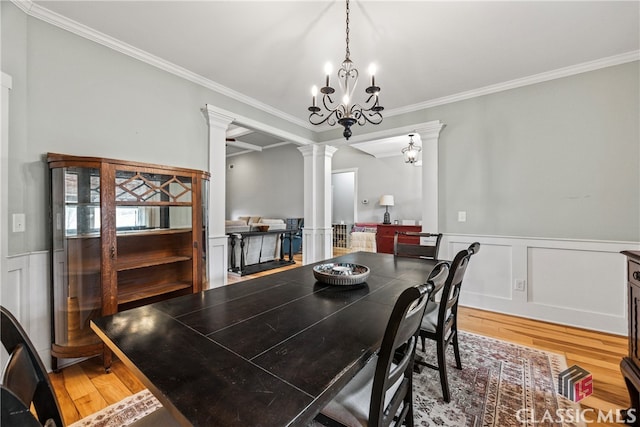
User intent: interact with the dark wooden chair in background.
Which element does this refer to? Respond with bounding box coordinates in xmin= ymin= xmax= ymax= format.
xmin=393 ymin=232 xmax=443 ymax=260
xmin=0 ymin=306 xmax=178 ymax=427
xmin=416 ymin=242 xmax=480 ymax=402
xmin=315 ymin=263 xmax=449 ymax=427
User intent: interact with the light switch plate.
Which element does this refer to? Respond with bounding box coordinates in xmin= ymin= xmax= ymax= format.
xmin=13 ymin=213 xmax=25 ymax=233
xmin=457 ymin=211 xmax=467 ymax=222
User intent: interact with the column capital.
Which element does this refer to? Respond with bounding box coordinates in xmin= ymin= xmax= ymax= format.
xmin=414 ymin=120 xmax=445 ymax=142
xmin=201 ymin=104 xmax=234 ymax=130
xmin=297 ymin=144 xmax=339 ymax=158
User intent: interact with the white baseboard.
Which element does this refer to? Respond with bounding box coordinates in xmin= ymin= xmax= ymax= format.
xmin=442 ymin=234 xmax=640 ymax=335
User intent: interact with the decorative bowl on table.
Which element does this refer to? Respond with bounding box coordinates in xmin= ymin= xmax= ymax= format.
xmin=313 ymin=263 xmax=370 ymax=286
xmin=256 ymin=225 xmax=270 ymax=232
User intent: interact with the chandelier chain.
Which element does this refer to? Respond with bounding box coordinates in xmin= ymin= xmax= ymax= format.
xmin=345 ymin=0 xmax=350 ymax=61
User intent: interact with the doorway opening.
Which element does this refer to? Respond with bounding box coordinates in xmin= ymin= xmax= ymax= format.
xmin=332 ymin=169 xmax=357 ymax=255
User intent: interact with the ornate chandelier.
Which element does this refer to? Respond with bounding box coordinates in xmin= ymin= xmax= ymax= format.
xmin=307 ymin=0 xmax=383 ymax=140
xmin=402 ymin=134 xmax=421 ymax=164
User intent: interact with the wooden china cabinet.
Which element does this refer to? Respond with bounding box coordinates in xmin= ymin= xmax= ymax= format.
xmin=48 ymin=153 xmax=209 ymax=371
xmin=622 ymin=250 xmax=640 ymax=426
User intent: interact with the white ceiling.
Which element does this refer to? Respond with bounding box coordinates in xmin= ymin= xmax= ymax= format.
xmin=27 ymin=0 xmax=640 ymax=142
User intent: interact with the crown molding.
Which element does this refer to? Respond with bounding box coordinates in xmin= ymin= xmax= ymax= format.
xmin=11 ymin=1 xmax=638 ymax=135
xmin=385 ymin=50 xmax=640 ymax=118
xmin=12 ymin=0 xmax=313 ymax=131
xmin=10 ymin=0 xmax=32 ymax=13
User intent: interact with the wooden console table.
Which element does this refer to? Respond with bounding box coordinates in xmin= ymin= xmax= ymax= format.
xmin=228 ymin=229 xmax=298 ymax=276
xmin=376 ymin=224 xmax=421 ymax=254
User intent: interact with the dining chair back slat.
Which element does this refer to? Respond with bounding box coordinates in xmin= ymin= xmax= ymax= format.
xmin=417 ymin=242 xmax=480 ymax=402
xmin=317 ymin=263 xmax=449 ymax=427
xmin=393 ymin=232 xmax=442 ymax=260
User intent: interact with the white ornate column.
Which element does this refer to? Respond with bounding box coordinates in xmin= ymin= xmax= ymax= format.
xmin=416 ymin=121 xmax=445 ymax=232
xmin=202 ymin=105 xmax=234 ymax=288
xmin=298 ymin=144 xmax=338 ymax=264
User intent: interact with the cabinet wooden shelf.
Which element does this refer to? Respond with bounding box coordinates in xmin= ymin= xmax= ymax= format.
xmin=118 ymin=281 xmax=192 ymax=306
xmin=49 ymin=153 xmax=209 ymax=371
xmin=117 ymin=255 xmax=192 ymax=271
xmin=117 ymin=227 xmax=192 ymax=236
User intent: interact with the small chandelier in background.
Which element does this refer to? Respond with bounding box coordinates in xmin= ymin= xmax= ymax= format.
xmin=402 ymin=134 xmax=421 ymax=164
xmin=307 ymin=0 xmax=383 ymax=140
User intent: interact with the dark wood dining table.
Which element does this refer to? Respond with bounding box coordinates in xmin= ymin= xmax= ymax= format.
xmin=90 ymin=251 xmax=437 ymax=426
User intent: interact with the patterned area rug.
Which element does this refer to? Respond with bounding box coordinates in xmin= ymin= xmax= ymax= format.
xmin=413 ymin=331 xmax=585 ymax=427
xmin=69 ymin=389 xmax=161 ymax=427
xmin=71 ymin=333 xmax=583 ymax=427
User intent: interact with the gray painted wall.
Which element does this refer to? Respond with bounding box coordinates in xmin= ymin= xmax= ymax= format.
xmin=225 ymin=144 xmax=304 ymax=221
xmin=332 ymin=148 xmax=423 ymax=224
xmin=4 ymin=2 xmax=638 ymax=256
xmin=325 ymin=62 xmax=640 ymax=241
xmin=225 ymin=62 xmax=639 ymax=241
xmin=433 ymin=63 xmax=639 ymax=241
xmin=2 ymin=3 xmax=312 ymax=254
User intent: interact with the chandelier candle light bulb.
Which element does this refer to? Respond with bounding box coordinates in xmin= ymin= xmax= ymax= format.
xmin=324 ymin=63 xmax=332 ymax=88
xmin=369 ymin=64 xmax=376 ymax=87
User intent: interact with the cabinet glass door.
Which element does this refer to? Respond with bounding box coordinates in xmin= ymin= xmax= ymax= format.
xmin=51 ymin=167 xmax=103 ymax=356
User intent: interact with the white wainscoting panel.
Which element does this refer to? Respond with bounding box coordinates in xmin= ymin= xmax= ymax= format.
xmin=528 ymin=247 xmax=625 ymax=316
xmin=4 ymin=255 xmax=27 ymax=322
xmin=443 ymin=234 xmax=639 ymax=335
xmin=4 ymin=251 xmax=51 ymax=370
xmin=448 ymin=240 xmax=513 ymax=300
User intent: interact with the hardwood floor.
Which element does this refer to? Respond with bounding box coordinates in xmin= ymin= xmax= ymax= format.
xmin=458 ymin=308 xmax=628 ymax=425
xmin=50 ymin=250 xmax=630 ymax=426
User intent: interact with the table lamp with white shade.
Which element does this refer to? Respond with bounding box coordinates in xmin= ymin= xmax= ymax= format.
xmin=379 ymin=195 xmax=394 ymax=224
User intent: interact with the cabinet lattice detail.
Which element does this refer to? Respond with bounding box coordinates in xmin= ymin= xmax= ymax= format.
xmin=115 ymin=172 xmax=192 ymax=203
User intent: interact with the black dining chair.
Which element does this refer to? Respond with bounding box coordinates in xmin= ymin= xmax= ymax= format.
xmin=0 ymin=306 xmax=179 ymax=427
xmin=416 ymin=242 xmax=480 ymax=403
xmin=393 ymin=232 xmax=442 ymax=260
xmin=315 ymin=262 xmax=449 ymax=427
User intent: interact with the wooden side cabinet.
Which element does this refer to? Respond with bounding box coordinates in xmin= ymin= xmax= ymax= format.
xmin=622 ymin=250 xmax=640 ymax=426
xmin=376 ymin=224 xmax=421 ymax=254
xmin=48 ymin=153 xmax=209 ymax=370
